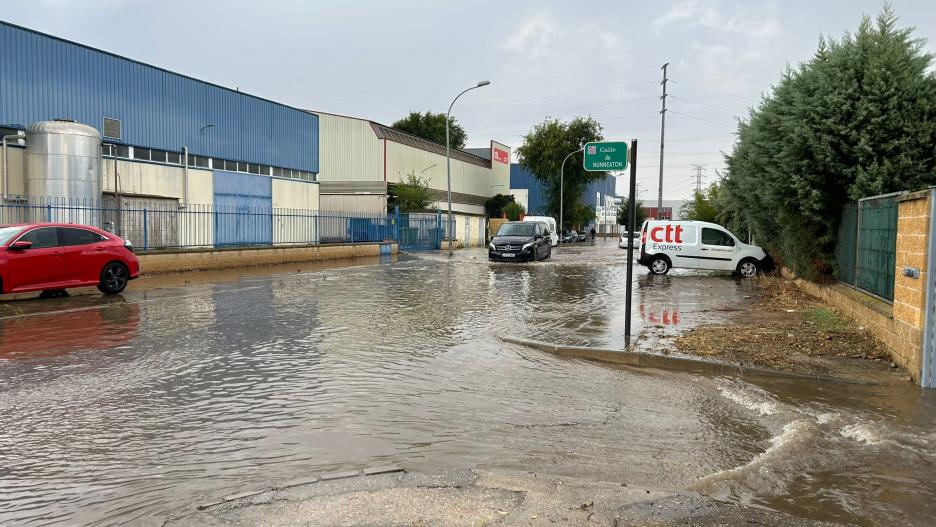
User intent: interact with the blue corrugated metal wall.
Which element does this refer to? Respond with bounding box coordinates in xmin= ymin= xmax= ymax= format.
xmin=510 ymin=164 xmax=617 ymax=213
xmin=213 ymin=171 xmax=273 ymax=246
xmin=584 ymin=175 xmax=618 ymax=207
xmin=0 ymin=21 xmax=318 ymax=173
xmin=510 ymin=164 xmax=549 ymax=214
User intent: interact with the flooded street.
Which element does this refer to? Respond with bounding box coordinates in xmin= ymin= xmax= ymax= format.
xmin=1 ymin=243 xmax=934 ymax=526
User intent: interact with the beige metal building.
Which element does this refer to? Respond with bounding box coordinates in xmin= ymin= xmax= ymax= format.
xmin=313 ymin=111 xmax=511 ymax=247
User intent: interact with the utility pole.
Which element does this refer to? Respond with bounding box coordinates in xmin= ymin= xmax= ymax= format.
xmin=691 ymin=164 xmax=705 ymax=193
xmin=657 ymin=63 xmax=668 ymax=216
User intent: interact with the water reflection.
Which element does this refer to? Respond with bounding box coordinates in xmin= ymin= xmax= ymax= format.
xmin=0 ymin=300 xmax=139 ymax=359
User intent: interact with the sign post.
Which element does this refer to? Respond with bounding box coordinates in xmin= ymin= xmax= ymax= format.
xmin=583 ymin=140 xmax=636 ymax=338
xmin=624 ymin=139 xmax=637 ymax=338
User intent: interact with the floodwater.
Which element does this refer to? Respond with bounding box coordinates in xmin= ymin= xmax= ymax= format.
xmin=0 ymin=243 xmax=933 ymax=526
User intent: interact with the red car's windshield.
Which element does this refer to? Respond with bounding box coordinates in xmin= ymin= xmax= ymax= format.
xmin=0 ymin=226 xmax=25 ymax=246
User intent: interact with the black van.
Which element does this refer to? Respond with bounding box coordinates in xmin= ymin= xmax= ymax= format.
xmin=488 ymin=221 xmax=552 ymax=262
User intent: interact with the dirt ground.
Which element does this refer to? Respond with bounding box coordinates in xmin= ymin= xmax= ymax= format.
xmin=670 ymin=276 xmax=901 ymax=379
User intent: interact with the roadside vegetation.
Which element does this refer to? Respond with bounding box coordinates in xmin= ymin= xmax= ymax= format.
xmin=516 ymin=116 xmax=604 ymax=229
xmin=672 ymin=276 xmax=891 ymax=376
xmin=713 ymin=5 xmax=936 ymax=279
xmin=387 ymin=173 xmax=434 ymax=212
xmin=616 ymin=197 xmax=647 ymax=229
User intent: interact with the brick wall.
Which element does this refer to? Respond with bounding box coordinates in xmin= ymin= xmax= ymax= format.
xmin=891 ymin=190 xmax=931 ymax=376
xmin=785 ymin=189 xmax=931 ymax=382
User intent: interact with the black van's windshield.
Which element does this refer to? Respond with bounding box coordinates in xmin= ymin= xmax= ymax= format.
xmin=496 ymin=223 xmax=535 ymax=237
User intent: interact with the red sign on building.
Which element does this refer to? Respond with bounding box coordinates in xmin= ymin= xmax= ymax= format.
xmin=493 ymin=148 xmax=509 ymax=164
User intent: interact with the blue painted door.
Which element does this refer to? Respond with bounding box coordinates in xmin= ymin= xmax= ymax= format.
xmin=213 ymin=171 xmax=273 ymax=247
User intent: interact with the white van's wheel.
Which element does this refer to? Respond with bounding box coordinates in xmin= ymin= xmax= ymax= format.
xmin=649 ymin=256 xmax=670 ymax=275
xmin=737 ymin=259 xmax=758 ymax=278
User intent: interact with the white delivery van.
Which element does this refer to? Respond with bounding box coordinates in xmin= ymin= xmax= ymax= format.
xmin=637 ymin=220 xmax=771 ymax=277
xmin=522 ymin=216 xmax=559 ymax=246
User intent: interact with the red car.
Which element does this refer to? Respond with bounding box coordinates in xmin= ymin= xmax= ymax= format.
xmin=0 ymin=223 xmax=139 ymax=295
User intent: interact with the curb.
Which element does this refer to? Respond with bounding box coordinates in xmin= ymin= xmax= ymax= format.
xmin=499 ymin=335 xmax=874 ymax=385
xmin=195 ymin=465 xmax=405 ymax=511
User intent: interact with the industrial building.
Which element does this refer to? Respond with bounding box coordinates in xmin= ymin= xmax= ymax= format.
xmin=509 ymin=163 xmax=619 ymax=229
xmin=313 ymin=111 xmax=510 ymax=247
xmin=0 ymin=20 xmax=319 ymax=248
xmin=0 ymin=19 xmax=512 ymax=250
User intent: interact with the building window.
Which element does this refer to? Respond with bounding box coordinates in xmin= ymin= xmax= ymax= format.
xmin=166 ymin=152 xmax=181 ymax=164
xmin=134 ymin=147 xmax=151 ymax=161
xmin=224 ymin=160 xmax=236 ymax=172
xmin=258 ymin=165 xmax=271 ymax=176
xmin=150 ymin=150 xmax=167 ymax=163
xmin=248 ymin=163 xmax=259 ymax=175
xmin=192 ymin=156 xmax=209 ymax=168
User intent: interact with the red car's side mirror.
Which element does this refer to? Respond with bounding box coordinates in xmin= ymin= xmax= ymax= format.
xmin=8 ymin=241 xmax=32 ymax=251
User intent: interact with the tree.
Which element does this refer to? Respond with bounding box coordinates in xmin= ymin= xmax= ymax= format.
xmin=388 ymin=172 xmax=434 ymax=212
xmin=503 ymin=201 xmax=526 ymax=221
xmin=680 ymin=183 xmax=720 ymax=223
xmin=516 ymin=117 xmax=606 ymax=229
xmin=720 ymin=5 xmax=936 ymax=279
xmin=616 ymin=198 xmax=647 ymax=229
xmin=484 ymin=193 xmax=516 ymax=218
xmin=391 ymin=111 xmax=467 ymax=149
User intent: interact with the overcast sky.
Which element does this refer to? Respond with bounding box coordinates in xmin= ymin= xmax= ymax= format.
xmin=4 ymin=0 xmax=935 ymax=200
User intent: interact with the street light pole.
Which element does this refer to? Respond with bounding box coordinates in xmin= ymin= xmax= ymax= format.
xmin=446 ymin=80 xmax=491 ymax=256
xmin=559 ymin=148 xmax=583 ymax=245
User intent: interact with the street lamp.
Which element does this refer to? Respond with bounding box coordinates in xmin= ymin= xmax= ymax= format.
xmin=446 ymin=80 xmax=491 ymax=256
xmin=559 ymin=148 xmax=583 ymax=245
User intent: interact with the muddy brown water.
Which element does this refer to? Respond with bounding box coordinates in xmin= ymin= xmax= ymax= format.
xmin=0 ymin=244 xmax=933 ymax=526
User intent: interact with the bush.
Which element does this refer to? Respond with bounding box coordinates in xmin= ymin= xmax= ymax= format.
xmin=503 ymin=201 xmax=526 ymax=221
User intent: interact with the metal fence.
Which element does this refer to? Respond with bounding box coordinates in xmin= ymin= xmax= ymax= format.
xmin=0 ymin=196 xmax=395 ymax=252
xmin=835 ymin=192 xmax=900 ymax=301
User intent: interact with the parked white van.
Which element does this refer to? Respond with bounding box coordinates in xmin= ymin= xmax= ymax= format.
xmin=637 ymin=220 xmax=771 ymax=277
xmin=522 ymin=216 xmax=559 ymax=246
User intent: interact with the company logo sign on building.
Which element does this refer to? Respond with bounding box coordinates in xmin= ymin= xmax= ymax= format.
xmin=493 ymin=148 xmax=509 ymax=164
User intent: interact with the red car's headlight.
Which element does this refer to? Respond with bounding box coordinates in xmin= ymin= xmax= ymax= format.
xmin=123 ymin=239 xmax=135 ymax=253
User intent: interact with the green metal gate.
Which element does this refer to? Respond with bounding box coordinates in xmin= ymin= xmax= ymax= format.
xmin=835 ymin=193 xmax=900 ymax=301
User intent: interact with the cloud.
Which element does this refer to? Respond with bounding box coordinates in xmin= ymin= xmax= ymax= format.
xmin=502 ymin=13 xmax=628 ymax=70
xmin=654 ymin=1 xmax=781 ymax=86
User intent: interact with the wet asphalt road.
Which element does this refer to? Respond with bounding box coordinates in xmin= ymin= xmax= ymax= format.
xmin=1 ymin=242 xmax=934 ymax=526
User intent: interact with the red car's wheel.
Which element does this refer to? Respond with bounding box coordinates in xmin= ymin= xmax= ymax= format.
xmin=98 ymin=262 xmax=129 ymax=295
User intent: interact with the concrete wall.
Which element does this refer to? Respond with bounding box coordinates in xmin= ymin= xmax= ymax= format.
xmin=272 ymin=178 xmax=320 ymax=244
xmin=321 ymin=193 xmax=386 ymax=215
xmin=447 ymin=213 xmax=487 ymax=247
xmin=139 ymin=242 xmax=397 ymax=274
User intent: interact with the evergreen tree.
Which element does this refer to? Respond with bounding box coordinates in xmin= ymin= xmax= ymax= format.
xmin=721 ymin=5 xmax=936 ymax=278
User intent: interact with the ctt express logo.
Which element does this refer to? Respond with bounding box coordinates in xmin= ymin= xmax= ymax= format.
xmin=650 ymin=224 xmax=685 ymax=251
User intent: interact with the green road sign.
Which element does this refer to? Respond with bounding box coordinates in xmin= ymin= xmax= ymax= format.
xmin=583 ymin=141 xmax=628 ymax=171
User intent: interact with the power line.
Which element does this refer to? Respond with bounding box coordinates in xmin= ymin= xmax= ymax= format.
xmin=458 ymin=81 xmax=659 ymax=109
xmin=669 ymin=95 xmax=746 ymax=113
xmin=668 ymin=80 xmax=753 ymax=101
xmin=459 ymin=95 xmax=660 ymax=123
xmin=669 ymin=110 xmax=738 ymax=127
